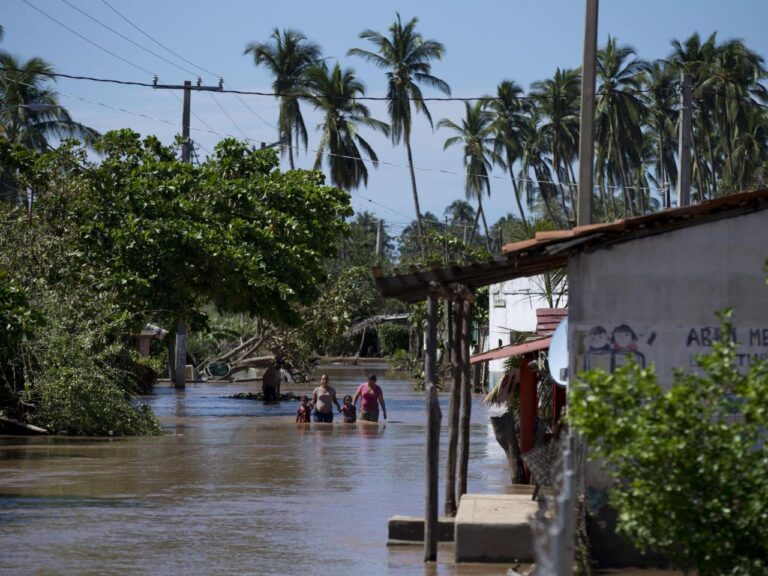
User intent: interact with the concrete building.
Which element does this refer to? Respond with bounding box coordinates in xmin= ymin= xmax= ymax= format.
xmin=487 ymin=276 xmax=566 ymax=388
xmin=373 ymin=188 xmax=768 ymax=566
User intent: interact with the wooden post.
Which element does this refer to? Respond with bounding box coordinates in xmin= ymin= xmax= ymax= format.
xmin=424 ymin=291 xmax=440 ymax=562
xmin=519 ymin=356 xmax=537 ymax=481
xmin=457 ymin=299 xmax=473 ymax=499
xmin=425 ymin=383 xmax=442 ymax=563
xmin=444 ymin=296 xmax=463 ymax=517
xmin=174 ymin=321 xmax=187 ymax=389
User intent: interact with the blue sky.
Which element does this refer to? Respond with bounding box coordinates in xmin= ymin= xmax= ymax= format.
xmin=4 ymin=0 xmax=768 ymax=233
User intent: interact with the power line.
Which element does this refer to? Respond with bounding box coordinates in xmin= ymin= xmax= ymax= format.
xmin=59 ymin=0 xmax=199 ymax=77
xmin=0 ymin=64 xmax=669 ymax=103
xmin=19 ymin=0 xmax=155 ymax=77
xmin=95 ymin=1 xmax=276 ymax=131
xmin=99 ymin=0 xmax=220 ymax=80
xmin=209 ymin=92 xmax=249 ymax=140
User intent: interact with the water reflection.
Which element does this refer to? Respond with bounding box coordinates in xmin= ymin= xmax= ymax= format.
xmin=0 ymin=366 xmax=514 ymax=575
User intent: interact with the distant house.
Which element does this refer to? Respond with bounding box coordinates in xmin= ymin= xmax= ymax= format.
xmin=487 ymin=277 xmax=567 ymax=388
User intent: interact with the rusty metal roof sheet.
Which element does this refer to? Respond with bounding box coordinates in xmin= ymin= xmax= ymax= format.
xmin=470 ymin=336 xmax=552 ymax=364
xmin=373 ymin=188 xmax=768 ymax=302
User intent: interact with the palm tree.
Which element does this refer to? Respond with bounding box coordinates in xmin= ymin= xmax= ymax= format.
xmin=484 ymin=80 xmax=530 ymax=231
xmin=244 ymin=29 xmax=321 ymax=169
xmin=438 ymin=101 xmax=500 ymax=251
xmin=641 ymin=60 xmax=677 ymax=209
xmin=302 ymin=62 xmax=389 ymax=190
xmin=530 ymin=68 xmax=581 ymax=222
xmin=0 ymin=52 xmax=99 ymax=151
xmin=349 ymin=14 xmax=450 ymax=251
xmin=596 ymin=37 xmax=647 ymax=216
xmin=444 ymin=199 xmax=475 ymax=228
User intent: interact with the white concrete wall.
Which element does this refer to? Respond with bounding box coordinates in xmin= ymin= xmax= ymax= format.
xmin=488 ymin=276 xmax=561 ymax=387
xmin=567 ymin=209 xmax=768 ymax=388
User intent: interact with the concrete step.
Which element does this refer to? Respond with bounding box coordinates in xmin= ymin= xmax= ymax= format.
xmin=387 ymin=515 xmax=455 ymax=544
xmin=454 ymin=494 xmax=538 ymax=563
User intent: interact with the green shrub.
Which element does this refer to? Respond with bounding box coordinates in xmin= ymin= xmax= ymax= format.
xmin=569 ymin=311 xmax=768 ymax=575
xmin=22 ymin=288 xmax=161 ymax=436
xmin=378 ymin=322 xmax=409 ymax=356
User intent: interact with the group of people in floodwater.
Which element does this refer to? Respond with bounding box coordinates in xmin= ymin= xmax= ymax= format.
xmin=296 ymin=374 xmax=387 ymax=424
xmin=260 ymin=359 xmax=387 ymax=424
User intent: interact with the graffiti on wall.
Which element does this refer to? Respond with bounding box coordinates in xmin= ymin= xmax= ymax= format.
xmin=583 ymin=324 xmax=656 ymax=372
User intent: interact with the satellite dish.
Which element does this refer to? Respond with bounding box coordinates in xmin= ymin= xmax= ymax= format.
xmin=548 ymin=318 xmax=569 ymax=387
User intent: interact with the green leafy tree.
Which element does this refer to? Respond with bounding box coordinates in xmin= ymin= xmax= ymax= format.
xmin=37 ymin=130 xmax=352 ymax=329
xmin=244 ymin=28 xmax=322 ymax=169
xmin=349 ymin=14 xmax=450 ymax=250
xmin=570 ymin=311 xmax=768 ymax=575
xmin=0 ymin=130 xmax=353 ymax=432
xmin=303 ymin=62 xmax=389 ymax=189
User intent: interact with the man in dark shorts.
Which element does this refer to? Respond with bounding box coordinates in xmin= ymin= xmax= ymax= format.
xmin=262 ymin=359 xmax=282 ymax=402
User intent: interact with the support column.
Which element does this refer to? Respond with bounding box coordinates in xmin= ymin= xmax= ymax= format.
xmin=424 ymin=291 xmax=441 ymax=562
xmin=519 ymin=356 xmax=537 ymax=481
xmin=457 ymin=299 xmax=473 ymax=499
xmin=444 ymin=296 xmax=463 ymax=517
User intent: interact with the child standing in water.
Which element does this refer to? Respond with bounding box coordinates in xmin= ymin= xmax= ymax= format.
xmin=340 ymin=395 xmax=356 ymax=424
xmin=296 ymin=395 xmax=312 ymax=423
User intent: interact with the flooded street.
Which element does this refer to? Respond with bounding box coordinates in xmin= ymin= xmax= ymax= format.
xmin=0 ymin=366 xmax=520 ymax=575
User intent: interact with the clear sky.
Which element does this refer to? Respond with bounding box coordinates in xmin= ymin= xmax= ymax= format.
xmin=4 ymin=0 xmax=768 ymax=234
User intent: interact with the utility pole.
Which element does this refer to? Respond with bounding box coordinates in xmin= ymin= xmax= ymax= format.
xmin=375 ymin=218 xmax=383 ymax=261
xmin=153 ymin=77 xmax=223 ymax=389
xmin=576 ymin=0 xmax=599 ymax=227
xmin=677 ymin=72 xmax=692 ymax=207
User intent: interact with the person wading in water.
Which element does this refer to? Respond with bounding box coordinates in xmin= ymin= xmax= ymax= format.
xmin=312 ymin=374 xmax=341 ymax=423
xmin=352 ymin=374 xmax=387 ymax=422
xmin=262 ymin=358 xmax=282 ymax=403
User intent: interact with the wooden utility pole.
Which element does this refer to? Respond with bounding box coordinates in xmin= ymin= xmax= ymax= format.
xmin=677 ymin=72 xmax=692 ymax=207
xmin=375 ymin=218 xmax=383 ymax=260
xmin=444 ymin=297 xmax=463 ymax=516
xmin=424 ymin=291 xmax=441 ymax=562
xmin=457 ymin=299 xmax=473 ymax=499
xmin=576 ymin=0 xmax=599 ymax=227
xmin=153 ymin=78 xmax=223 ymax=389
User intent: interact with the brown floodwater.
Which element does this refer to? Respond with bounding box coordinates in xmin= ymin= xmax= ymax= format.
xmin=0 ymin=365 xmax=525 ymax=576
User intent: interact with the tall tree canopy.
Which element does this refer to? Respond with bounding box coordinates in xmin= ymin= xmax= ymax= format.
xmin=349 ymin=13 xmax=450 ymax=249
xmin=244 ymin=28 xmax=322 ymax=169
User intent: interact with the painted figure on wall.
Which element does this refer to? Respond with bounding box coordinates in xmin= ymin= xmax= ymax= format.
xmin=583 ymin=326 xmax=612 ymax=371
xmin=610 ymin=324 xmax=646 ymax=370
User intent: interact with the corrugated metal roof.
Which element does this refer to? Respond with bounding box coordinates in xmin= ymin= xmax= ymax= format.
xmin=470 ymin=337 xmax=552 ymax=364
xmin=373 ymin=188 xmax=768 ymax=303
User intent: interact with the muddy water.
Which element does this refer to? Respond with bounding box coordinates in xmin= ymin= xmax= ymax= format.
xmin=0 ymin=366 xmax=521 ymax=576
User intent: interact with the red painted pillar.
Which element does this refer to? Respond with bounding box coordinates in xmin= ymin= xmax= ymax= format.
xmin=518 ymin=356 xmax=537 ymax=458
xmin=553 ymin=384 xmax=566 ymax=434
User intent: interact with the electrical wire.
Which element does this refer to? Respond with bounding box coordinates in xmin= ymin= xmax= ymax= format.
xmin=99 ymin=0 xmax=220 ymax=80
xmin=59 ymin=0 xmax=200 ymax=77
xmin=19 ymin=0 xmax=155 ymax=77
xmin=0 ymin=64 xmax=671 ymax=103
xmin=98 ymin=0 xmax=277 ymax=131
xmin=209 ymin=92 xmax=250 ymax=140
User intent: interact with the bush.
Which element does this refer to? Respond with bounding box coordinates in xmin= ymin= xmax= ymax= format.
xmin=569 ymin=311 xmax=768 ymax=575
xmin=378 ymin=322 xmax=409 ymax=356
xmin=21 ymin=287 xmax=161 ymax=436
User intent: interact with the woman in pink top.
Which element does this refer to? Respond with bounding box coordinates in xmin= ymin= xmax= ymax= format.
xmin=352 ymin=374 xmax=387 ymax=422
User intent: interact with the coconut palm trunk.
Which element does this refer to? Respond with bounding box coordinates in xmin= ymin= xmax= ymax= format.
xmin=405 ymin=132 xmax=425 ymax=251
